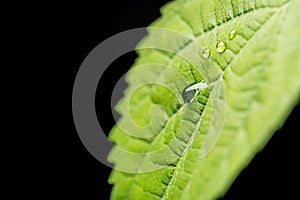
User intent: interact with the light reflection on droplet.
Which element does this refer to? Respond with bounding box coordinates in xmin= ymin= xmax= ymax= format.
xmin=229 ymin=29 xmax=237 ymax=40
xmin=216 ymin=41 xmax=226 ymax=53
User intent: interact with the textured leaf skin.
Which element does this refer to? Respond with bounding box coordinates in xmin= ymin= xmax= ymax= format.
xmin=108 ymin=0 xmax=300 ymax=199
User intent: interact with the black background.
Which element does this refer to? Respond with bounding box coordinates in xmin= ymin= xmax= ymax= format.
xmin=71 ymin=0 xmax=299 ymax=199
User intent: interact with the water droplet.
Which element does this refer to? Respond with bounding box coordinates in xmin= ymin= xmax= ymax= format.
xmin=182 ymin=85 xmax=197 ymax=103
xmin=182 ymin=81 xmax=208 ymax=103
xmin=229 ymin=29 xmax=237 ymax=40
xmin=216 ymin=41 xmax=226 ymax=53
xmin=202 ymin=48 xmax=211 ymax=59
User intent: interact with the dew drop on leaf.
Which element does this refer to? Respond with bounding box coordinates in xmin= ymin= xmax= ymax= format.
xmin=182 ymin=85 xmax=197 ymax=103
xmin=182 ymin=81 xmax=208 ymax=103
xmin=229 ymin=29 xmax=237 ymax=40
xmin=216 ymin=41 xmax=226 ymax=53
xmin=202 ymin=48 xmax=211 ymax=59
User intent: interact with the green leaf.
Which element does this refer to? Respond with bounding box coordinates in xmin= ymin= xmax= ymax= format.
xmin=107 ymin=0 xmax=300 ymax=199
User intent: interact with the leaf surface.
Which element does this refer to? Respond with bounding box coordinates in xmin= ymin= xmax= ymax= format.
xmin=108 ymin=0 xmax=300 ymax=199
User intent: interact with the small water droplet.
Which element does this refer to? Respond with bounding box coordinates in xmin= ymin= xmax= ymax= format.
xmin=182 ymin=86 xmax=197 ymax=103
xmin=202 ymin=48 xmax=211 ymax=59
xmin=216 ymin=41 xmax=226 ymax=53
xmin=229 ymin=29 xmax=237 ymax=40
xmin=182 ymin=81 xmax=208 ymax=103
